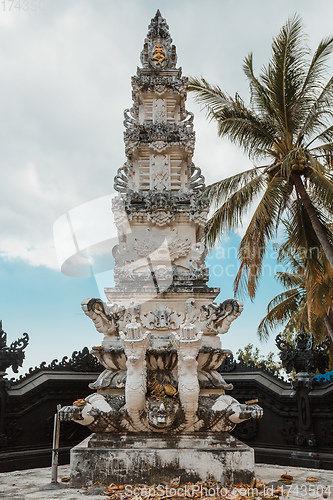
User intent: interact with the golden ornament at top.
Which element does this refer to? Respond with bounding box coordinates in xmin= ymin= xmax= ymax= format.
xmin=151 ymin=43 xmax=166 ymax=67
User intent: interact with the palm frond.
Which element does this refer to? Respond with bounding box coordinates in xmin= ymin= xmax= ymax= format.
xmin=300 ymin=78 xmax=333 ymax=145
xmin=188 ymin=77 xmax=277 ymax=160
xmin=257 ymin=289 xmax=301 ymax=340
xmin=234 ymin=175 xmax=287 ymax=297
xmin=260 ymin=14 xmax=307 ymax=143
xmin=187 ymin=76 xmax=228 ymax=120
xmin=203 ymin=172 xmax=266 ymax=249
xmin=214 ymin=94 xmax=277 ymax=159
xmin=306 ymin=122 xmax=333 ymax=148
xmin=300 ymin=36 xmax=333 ymax=97
xmin=275 ymin=271 xmax=305 ymax=289
xmin=204 ymin=166 xmax=264 ymax=208
xmin=307 ymin=164 xmax=333 ymax=216
xmin=243 ymin=53 xmax=274 ymax=116
xmin=295 ymin=37 xmax=333 ymax=138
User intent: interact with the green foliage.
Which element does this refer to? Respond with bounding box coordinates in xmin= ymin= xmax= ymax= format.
xmin=236 ymin=343 xmax=283 ymax=374
xmin=189 ymin=15 xmax=333 ymax=298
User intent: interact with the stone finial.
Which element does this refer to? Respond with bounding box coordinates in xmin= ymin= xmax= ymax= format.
xmin=276 ymin=324 xmax=331 ymax=376
xmin=0 ymin=321 xmax=29 ymax=377
xmin=146 ymin=10 xmax=171 ymax=40
xmin=140 ymin=10 xmax=178 ymax=71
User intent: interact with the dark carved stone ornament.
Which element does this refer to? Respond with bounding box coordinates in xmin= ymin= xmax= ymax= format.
xmin=0 ymin=321 xmax=29 ymax=376
xmin=277 ymin=326 xmax=331 ymax=448
xmin=0 ymin=419 xmax=23 ymax=448
xmin=281 ymin=418 xmax=317 ymax=447
xmin=219 ymin=353 xmax=237 ymax=372
xmin=232 ymin=418 xmax=258 ymax=441
xmin=218 ymin=353 xmax=284 ymax=380
xmin=12 ymin=347 xmax=103 ymax=383
xmin=131 ymin=74 xmax=188 ymax=98
xmin=320 ymin=420 xmax=333 ymax=443
xmin=281 ymin=419 xmax=297 ymax=444
xmin=124 ymin=121 xmax=195 ymax=156
xmin=113 ymin=190 xmax=209 ymax=216
xmin=276 ymin=324 xmax=331 ymax=375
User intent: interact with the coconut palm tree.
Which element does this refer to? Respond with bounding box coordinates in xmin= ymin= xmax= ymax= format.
xmin=257 ymin=215 xmax=333 ymax=341
xmin=188 ymin=15 xmax=333 ymax=298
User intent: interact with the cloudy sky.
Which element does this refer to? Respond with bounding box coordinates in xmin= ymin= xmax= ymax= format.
xmin=1 ymin=0 xmax=332 ymax=375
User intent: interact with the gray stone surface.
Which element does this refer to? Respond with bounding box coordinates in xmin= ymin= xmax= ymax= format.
xmin=1 ymin=463 xmax=333 ymax=499
xmin=70 ymin=432 xmax=254 ymax=487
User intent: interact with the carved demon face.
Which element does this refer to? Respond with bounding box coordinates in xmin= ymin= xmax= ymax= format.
xmin=146 ymin=398 xmax=179 ymax=429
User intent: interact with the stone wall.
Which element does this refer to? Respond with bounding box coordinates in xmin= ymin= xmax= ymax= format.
xmin=1 ymin=349 xmax=333 ymax=472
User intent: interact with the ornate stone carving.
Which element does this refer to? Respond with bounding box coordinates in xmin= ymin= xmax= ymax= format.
xmin=123 ymin=108 xmax=139 ymax=130
xmin=200 ymin=299 xmax=244 ymax=334
xmin=184 ymin=298 xmax=201 ymax=324
xmin=153 ymin=99 xmax=167 ymax=123
xmin=188 ymin=242 xmax=207 ymax=266
xmin=189 ymin=210 xmax=209 ymax=226
xmin=188 ymin=163 xmax=206 ymax=191
xmin=90 ymin=347 xmax=127 ymax=373
xmin=133 ymin=229 xmax=164 ymax=257
xmin=174 ymin=265 xmax=210 ymax=283
xmin=113 ymin=266 xmax=136 ymax=282
xmin=150 ymin=154 xmax=170 ymax=191
xmin=140 ymin=10 xmax=177 ymax=71
xmin=0 ymin=321 xmax=29 ymax=376
xmin=141 ymin=307 xmax=184 ymax=330
xmin=131 ymin=74 xmax=187 ymax=98
xmin=122 ymin=300 xmax=141 ymax=325
xmin=81 ymin=298 xmax=125 ymax=335
xmin=119 ymin=190 xmax=209 ymax=218
xmin=124 ymin=122 xmax=195 ymax=157
xmin=133 ymin=228 xmax=190 ymax=262
xmin=151 ymin=140 xmax=167 ymax=152
xmin=276 ymin=325 xmax=331 ymax=375
xmin=147 ymin=210 xmax=174 ymax=226
xmin=172 ymin=323 xmax=202 ymax=424
xmin=119 ymin=322 xmax=151 ymax=431
xmin=166 ymin=229 xmax=191 ymax=260
xmin=114 ymin=163 xmax=132 ymax=193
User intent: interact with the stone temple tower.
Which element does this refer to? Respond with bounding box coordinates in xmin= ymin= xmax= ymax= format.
xmin=84 ymin=9 xmax=243 ymax=355
xmin=61 ymin=11 xmax=262 ymax=487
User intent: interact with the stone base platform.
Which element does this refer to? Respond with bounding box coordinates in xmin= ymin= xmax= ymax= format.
xmin=70 ymin=432 xmax=254 ymax=487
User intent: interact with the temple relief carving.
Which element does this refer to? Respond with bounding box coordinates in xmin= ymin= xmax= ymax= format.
xmin=153 ymin=98 xmax=167 ymax=123
xmin=150 ymin=154 xmax=170 ymax=191
xmin=140 ymin=307 xmax=184 ymax=330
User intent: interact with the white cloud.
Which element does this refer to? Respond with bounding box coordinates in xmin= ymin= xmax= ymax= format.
xmin=0 ymin=0 xmax=332 ymax=270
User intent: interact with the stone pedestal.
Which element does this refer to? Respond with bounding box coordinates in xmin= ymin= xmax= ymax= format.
xmin=70 ymin=433 xmax=254 ymax=487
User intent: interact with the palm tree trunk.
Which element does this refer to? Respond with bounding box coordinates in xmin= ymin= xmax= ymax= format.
xmin=292 ymin=173 xmax=333 ymax=270
xmin=324 ymin=314 xmax=333 ymax=341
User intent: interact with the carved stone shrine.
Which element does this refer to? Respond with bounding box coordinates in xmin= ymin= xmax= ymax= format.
xmin=60 ymin=10 xmax=262 ymax=486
